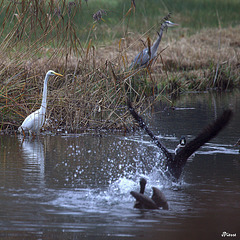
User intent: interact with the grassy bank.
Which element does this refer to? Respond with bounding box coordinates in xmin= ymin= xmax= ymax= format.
xmin=0 ymin=1 xmax=239 ymax=133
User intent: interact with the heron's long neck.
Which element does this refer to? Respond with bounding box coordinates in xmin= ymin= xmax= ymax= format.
xmin=151 ymin=25 xmax=165 ymax=57
xmin=41 ymin=74 xmax=50 ymax=114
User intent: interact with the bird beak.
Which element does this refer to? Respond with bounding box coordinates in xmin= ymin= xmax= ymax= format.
xmin=166 ymin=21 xmax=179 ymax=27
xmin=54 ymin=72 xmax=63 ymax=77
xmin=169 ymin=22 xmax=179 ymax=27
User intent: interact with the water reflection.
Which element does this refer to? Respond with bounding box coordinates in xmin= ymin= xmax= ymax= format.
xmin=18 ymin=135 xmax=45 ymax=186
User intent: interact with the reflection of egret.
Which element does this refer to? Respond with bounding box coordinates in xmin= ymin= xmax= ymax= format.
xmin=18 ymin=70 xmax=63 ymax=136
xmin=18 ymin=135 xmax=45 ymax=185
xmin=130 ymin=178 xmax=169 ymax=210
xmin=130 ymin=21 xmax=178 ymax=69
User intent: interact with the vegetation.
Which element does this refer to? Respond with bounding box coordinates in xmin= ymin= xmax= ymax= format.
xmin=0 ymin=0 xmax=239 ymax=133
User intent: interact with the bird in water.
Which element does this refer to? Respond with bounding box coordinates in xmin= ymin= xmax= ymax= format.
xmin=18 ymin=70 xmax=63 ymax=136
xmin=130 ymin=178 xmax=169 ymax=210
xmin=128 ymin=102 xmax=233 ymax=181
xmin=130 ymin=20 xmax=178 ymax=69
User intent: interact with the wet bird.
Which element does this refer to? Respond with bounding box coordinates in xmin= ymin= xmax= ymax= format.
xmin=130 ymin=20 xmax=178 ymax=69
xmin=18 ymin=70 xmax=63 ymax=136
xmin=175 ymin=136 xmax=186 ymax=155
xmin=132 ymin=177 xmax=148 ymax=209
xmin=130 ymin=178 xmax=169 ymax=210
xmin=128 ymin=101 xmax=233 ymax=181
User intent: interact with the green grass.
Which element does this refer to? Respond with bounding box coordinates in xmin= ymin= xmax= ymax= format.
xmin=0 ymin=0 xmax=239 ymax=45
xmin=71 ymin=0 xmax=240 ymax=43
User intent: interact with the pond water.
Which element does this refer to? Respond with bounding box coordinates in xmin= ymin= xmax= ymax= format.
xmin=0 ymin=92 xmax=240 ymax=240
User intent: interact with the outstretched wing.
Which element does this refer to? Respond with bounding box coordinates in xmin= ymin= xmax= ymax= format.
xmin=172 ymin=109 xmax=233 ymax=179
xmin=128 ymin=101 xmax=173 ymax=161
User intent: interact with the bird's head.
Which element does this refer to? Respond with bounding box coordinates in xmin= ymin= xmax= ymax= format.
xmin=165 ymin=20 xmax=178 ymax=27
xmin=140 ymin=177 xmax=147 ymax=185
xmin=179 ymin=136 xmax=186 ymax=146
xmin=46 ymin=70 xmax=63 ymax=77
xmin=140 ymin=178 xmax=147 ymax=187
xmin=161 ymin=20 xmax=178 ymax=31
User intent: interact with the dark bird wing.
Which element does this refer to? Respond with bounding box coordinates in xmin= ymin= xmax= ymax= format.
xmin=130 ymin=191 xmax=158 ymax=209
xmin=171 ymin=109 xmax=233 ymax=180
xmin=128 ymin=101 xmax=173 ymax=161
xmin=128 ymin=102 xmax=233 ymax=181
xmin=151 ymin=187 xmax=169 ymax=210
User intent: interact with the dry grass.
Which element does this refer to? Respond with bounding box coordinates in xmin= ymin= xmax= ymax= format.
xmin=96 ymin=25 xmax=240 ymax=95
xmin=0 ymin=1 xmax=239 ymax=134
xmin=162 ymin=27 xmax=239 ymax=91
xmin=126 ymin=26 xmax=240 ymax=93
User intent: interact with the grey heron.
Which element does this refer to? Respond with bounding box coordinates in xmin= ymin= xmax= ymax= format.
xmin=130 ymin=20 xmax=178 ymax=69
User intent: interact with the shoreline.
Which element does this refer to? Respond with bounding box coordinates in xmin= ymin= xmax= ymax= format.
xmin=0 ymin=26 xmax=239 ymax=133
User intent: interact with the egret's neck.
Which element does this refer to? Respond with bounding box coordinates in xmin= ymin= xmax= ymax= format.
xmin=41 ymin=74 xmax=50 ymax=114
xmin=151 ymin=25 xmax=165 ymax=57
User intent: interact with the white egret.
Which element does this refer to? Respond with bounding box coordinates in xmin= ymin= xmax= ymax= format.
xmin=18 ymin=70 xmax=63 ymax=136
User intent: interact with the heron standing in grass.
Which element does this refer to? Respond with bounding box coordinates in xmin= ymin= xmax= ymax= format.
xmin=130 ymin=20 xmax=178 ymax=69
xmin=18 ymin=70 xmax=63 ymax=136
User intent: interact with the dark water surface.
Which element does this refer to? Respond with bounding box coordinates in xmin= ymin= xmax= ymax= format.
xmin=0 ymin=92 xmax=240 ymax=240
